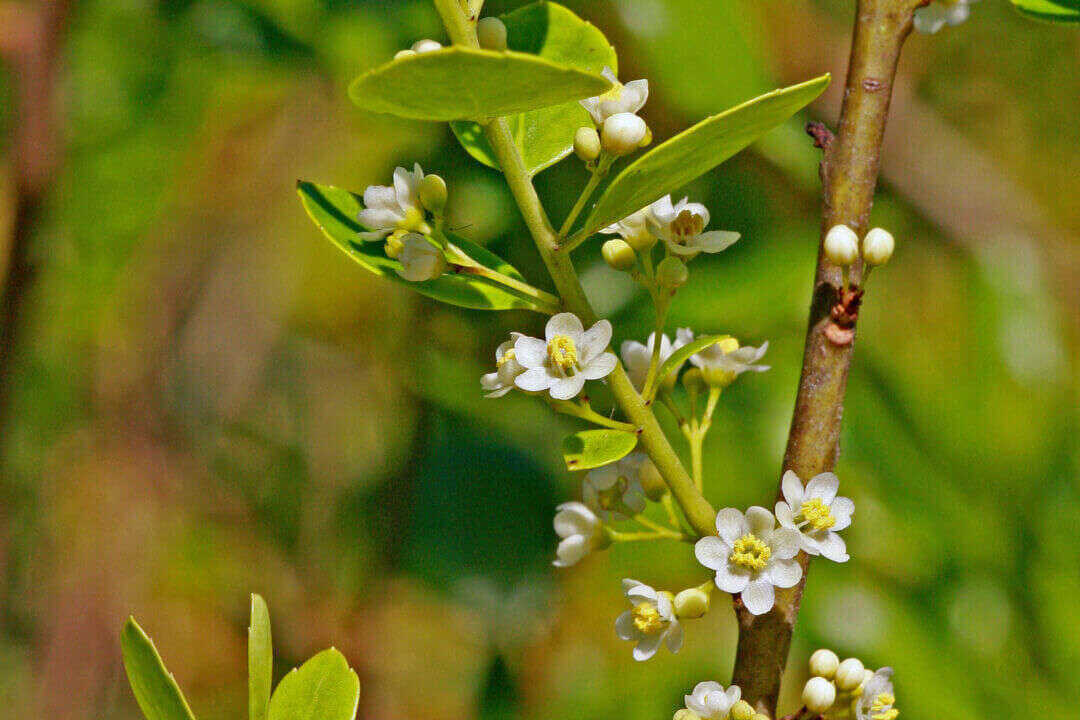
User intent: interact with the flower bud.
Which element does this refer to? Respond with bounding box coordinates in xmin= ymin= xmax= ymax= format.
xmin=394 ymin=49 xmax=417 ymax=61
xmin=673 ymin=710 xmax=701 ymax=720
xmin=419 ymin=174 xmax=448 ymax=214
xmin=574 ymin=126 xmax=602 ymax=162
xmin=802 ymin=677 xmax=836 ymax=714
xmin=673 ymin=587 xmax=710 ymax=619
xmin=384 ymin=234 xmax=404 ymax=258
xmin=730 ymin=700 xmax=755 ymax=720
xmin=824 ymin=224 xmax=859 ymax=266
xmin=412 ymin=39 xmax=443 ymax=54
xmin=477 ymin=17 xmax=508 ymax=50
xmin=656 ymin=256 xmax=688 ymax=289
xmin=396 ymin=233 xmax=447 ymax=282
xmin=809 ymin=648 xmax=840 ymax=679
xmin=682 ymin=367 xmax=706 ymax=394
xmin=835 ymin=658 xmax=866 ymax=692
xmin=639 ymin=126 xmax=653 ymax=148
xmin=637 ymin=457 xmax=667 ymax=501
xmin=601 ymin=239 xmax=636 ymax=272
xmin=601 ymin=113 xmax=648 ymax=156
xmin=862 ymin=227 xmax=895 ymax=266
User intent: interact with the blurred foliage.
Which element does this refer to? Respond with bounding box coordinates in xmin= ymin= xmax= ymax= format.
xmin=0 ymin=1 xmax=1076 ymax=720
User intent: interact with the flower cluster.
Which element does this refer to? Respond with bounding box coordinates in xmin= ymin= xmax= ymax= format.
xmin=601 ymin=195 xmax=740 ymax=261
xmin=914 ymin=0 xmax=977 ymax=34
xmin=802 ymin=649 xmax=899 ymax=720
xmin=674 ymin=682 xmax=765 ymax=720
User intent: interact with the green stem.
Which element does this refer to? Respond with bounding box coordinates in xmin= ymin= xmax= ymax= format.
xmin=547 ymin=398 xmax=636 ymax=432
xmin=689 ymin=431 xmax=704 ymax=492
xmin=444 ymin=242 xmax=562 ymax=313
xmin=633 ymin=513 xmax=682 ymax=538
xmin=558 ymin=155 xmax=611 ymax=239
xmin=658 ymin=392 xmax=686 ymax=427
xmin=605 ymin=529 xmax=680 ymax=543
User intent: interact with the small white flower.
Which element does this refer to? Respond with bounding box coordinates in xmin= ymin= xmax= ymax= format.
xmin=358 ymin=164 xmax=430 ymax=241
xmin=580 ymin=67 xmax=649 ymax=125
xmin=395 ymin=233 xmax=447 ymax=282
xmin=513 ymin=313 xmax=618 ymax=400
xmin=620 ymin=331 xmax=688 ymax=391
xmin=615 ymin=579 xmax=682 ymax=661
xmin=583 ymin=452 xmax=650 ymax=521
xmin=855 ymin=668 xmax=898 ymax=720
xmin=914 ymin=0 xmax=975 ymax=34
xmin=553 ymin=502 xmax=602 ymax=567
xmin=677 ymin=329 xmax=770 ymax=387
xmin=775 ymin=470 xmax=853 ymax=562
xmin=481 ymin=333 xmax=526 ymax=398
xmin=648 ymin=195 xmax=740 ymax=257
xmin=695 ymin=506 xmax=802 ymax=616
xmin=599 ymin=205 xmax=656 ymax=251
xmin=683 ymin=681 xmax=742 ymax=720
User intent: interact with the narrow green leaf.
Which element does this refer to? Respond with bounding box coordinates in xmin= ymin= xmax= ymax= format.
xmin=655 ymin=335 xmax=725 ymax=387
xmin=452 ymin=1 xmax=618 ymax=175
xmin=268 ymin=648 xmax=360 ymax=720
xmin=1010 ymin=0 xmax=1080 ymax=21
xmin=576 ymin=75 xmax=831 ymax=240
xmin=297 ymin=180 xmax=543 ymax=311
xmin=249 ymin=594 xmax=273 ymax=720
xmin=349 ymin=46 xmax=612 ymax=122
xmin=561 ymin=429 xmax=637 ymax=471
xmin=120 ymin=618 xmax=198 ymax=720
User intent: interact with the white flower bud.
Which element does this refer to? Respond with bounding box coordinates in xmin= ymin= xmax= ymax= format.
xmin=859 ymin=668 xmax=874 ymax=692
xmin=824 ymin=224 xmax=859 ymax=266
xmin=809 ymin=648 xmax=840 ymax=679
xmin=396 ymin=233 xmax=447 ymax=282
xmin=601 ymin=239 xmax=636 ymax=271
xmin=601 ymin=113 xmax=648 ymax=156
xmin=673 ymin=588 xmax=710 ymax=619
xmin=835 ymin=658 xmax=866 ymax=692
xmin=730 ymin=700 xmax=755 ymax=720
xmin=411 ymin=39 xmax=443 ymax=54
xmin=574 ymin=126 xmax=602 ymax=162
xmin=477 ymin=17 xmax=508 ymax=50
xmin=862 ymin=227 xmax=895 ymax=265
xmin=394 ymin=49 xmax=417 ymax=61
xmin=802 ymin=677 xmax=836 ymax=714
xmin=419 ymin=174 xmax=448 ymax=214
xmin=673 ymin=711 xmax=701 ymax=720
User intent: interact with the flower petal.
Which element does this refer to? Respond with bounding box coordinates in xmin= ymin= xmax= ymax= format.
xmin=775 ymin=501 xmax=796 ymax=529
xmin=781 ymin=470 xmax=805 ymax=508
xmin=716 ymin=507 xmax=749 ymax=543
xmin=554 ymin=535 xmax=588 ymax=567
xmin=632 ymin=632 xmax=663 ymax=661
xmin=514 ymin=367 xmax=553 ymax=392
xmin=692 ymin=230 xmax=740 ymax=253
xmin=714 ymin=562 xmax=751 ymax=594
xmin=816 ymin=532 xmax=849 ymax=563
xmin=747 ymin=506 xmax=776 ymax=536
xmin=615 ymin=610 xmax=636 ymax=640
xmin=806 ymin=472 xmax=839 ymax=503
xmin=664 ymin=621 xmax=683 ymax=653
xmin=768 ymin=557 xmax=803 ymax=588
xmin=580 ymin=352 xmax=617 ymax=380
xmin=829 ymin=496 xmax=855 ymax=531
xmin=549 ymin=374 xmax=586 ymax=400
xmin=513 ymin=336 xmax=547 ymax=368
xmin=769 ymin=527 xmax=802 ymax=559
xmin=545 ymin=312 xmax=584 ymax=340
xmin=741 ymin=579 xmax=776 ymax=616
xmin=694 ymin=536 xmax=727 ymax=570
xmin=580 ymin=320 xmax=613 ymax=362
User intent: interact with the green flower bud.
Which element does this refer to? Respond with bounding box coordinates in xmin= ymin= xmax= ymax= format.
xmin=574 ymin=126 xmax=601 ymax=162
xmin=477 ymin=16 xmax=508 ymax=50
xmin=673 ymin=587 xmax=710 ymax=619
xmin=601 ymin=239 xmax=636 ymax=271
xmin=656 ymin=256 xmax=688 ymax=289
xmin=730 ymin=700 xmax=756 ymax=720
xmin=419 ymin=174 xmax=448 ymax=214
xmin=673 ymin=710 xmax=701 ymax=720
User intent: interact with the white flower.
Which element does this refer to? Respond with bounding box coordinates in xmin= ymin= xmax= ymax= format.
xmin=677 ymin=329 xmax=770 ymax=387
xmin=914 ymin=0 xmax=975 ymax=34
xmin=553 ymin=502 xmax=602 ymax=567
xmin=357 ymin=164 xmax=430 ymax=241
xmin=620 ymin=331 xmax=687 ymax=391
xmin=395 ymin=233 xmax=447 ymax=281
xmin=583 ymin=452 xmax=650 ymax=521
xmin=580 ymin=67 xmax=649 ymax=125
xmin=481 ymin=333 xmax=526 ymax=398
xmin=695 ymin=506 xmax=802 ymax=616
xmin=684 ymin=681 xmax=742 ymax=720
xmin=615 ymin=579 xmax=682 ymax=661
xmin=855 ymin=668 xmax=898 ymax=720
xmin=599 ymin=205 xmax=656 ymax=251
xmin=775 ymin=470 xmax=853 ymax=562
xmin=513 ymin=313 xmax=618 ymax=400
xmin=648 ymin=195 xmax=740 ymax=257
xmin=601 ymin=112 xmax=648 ymax=156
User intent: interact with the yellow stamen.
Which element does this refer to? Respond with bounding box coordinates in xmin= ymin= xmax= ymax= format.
xmin=797 ymin=498 xmax=836 ymax=531
xmin=870 ymin=693 xmax=898 ymax=720
xmin=729 ymin=533 xmax=771 ymax=572
xmin=631 ymin=602 xmax=664 ymax=634
xmin=496 ymin=349 xmax=516 ymax=368
xmin=547 ymin=335 xmax=578 ymax=375
xmin=670 ymin=209 xmax=705 ymax=241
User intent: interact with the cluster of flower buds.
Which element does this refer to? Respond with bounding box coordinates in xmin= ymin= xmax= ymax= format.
xmin=575 ymin=67 xmax=651 ymax=160
xmin=823 ymin=225 xmax=895 ymax=269
xmin=801 ymin=649 xmax=899 ymax=720
xmin=673 ymin=681 xmax=768 ymax=720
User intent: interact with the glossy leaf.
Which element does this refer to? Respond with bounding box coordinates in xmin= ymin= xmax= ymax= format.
xmin=249 ymin=594 xmax=272 ymax=720
xmin=267 ymin=649 xmax=360 ymax=720
xmin=297 ymin=181 xmax=543 ymax=311
xmin=452 ymin=1 xmax=618 ymax=175
xmin=121 ymin=618 xmax=198 ymax=720
xmin=655 ymin=335 xmax=725 ymax=387
xmin=348 ymin=46 xmax=611 ymax=122
xmin=561 ymin=429 xmax=637 ymax=471
xmin=1010 ymin=0 xmax=1080 ymax=21
xmin=575 ymin=75 xmax=830 ymax=240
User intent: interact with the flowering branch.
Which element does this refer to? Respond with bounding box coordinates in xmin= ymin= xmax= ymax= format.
xmin=729 ymin=0 xmax=922 ymax=713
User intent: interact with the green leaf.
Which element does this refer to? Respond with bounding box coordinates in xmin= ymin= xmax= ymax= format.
xmin=561 ymin=429 xmax=637 ymax=471
xmin=120 ymin=618 xmax=198 ymax=720
xmin=249 ymin=594 xmax=273 ymax=720
xmin=575 ymin=75 xmax=831 ymax=240
xmin=297 ymin=181 xmax=542 ymax=311
xmin=268 ymin=648 xmax=360 ymax=720
xmin=348 ymin=46 xmax=612 ymax=122
xmin=451 ymin=1 xmax=618 ymax=176
xmin=655 ymin=335 xmax=726 ymax=387
xmin=1010 ymin=0 xmax=1080 ymax=21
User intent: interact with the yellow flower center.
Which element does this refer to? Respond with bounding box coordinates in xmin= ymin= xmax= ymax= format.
xmin=671 ymin=209 xmax=704 ymax=240
xmin=547 ymin=335 xmax=579 ymax=375
xmin=729 ymin=533 xmax=771 ymax=572
xmin=399 ymin=206 xmax=429 ymax=233
xmin=797 ymin=498 xmax=836 ymax=531
xmin=871 ymin=694 xmax=898 ymax=720
xmin=632 ymin=602 xmax=664 ymax=634
xmin=596 ymin=475 xmax=630 ymax=511
xmin=496 ymin=349 xmax=516 ymax=368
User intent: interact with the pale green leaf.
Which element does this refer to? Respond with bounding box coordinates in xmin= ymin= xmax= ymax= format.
xmin=297 ymin=181 xmax=544 ymax=311
xmin=452 ymin=1 xmax=617 ymax=175
xmin=562 ymin=429 xmax=637 ymax=471
xmin=120 ymin=618 xmax=198 ymax=720
xmin=655 ymin=335 xmax=726 ymax=387
xmin=1010 ymin=0 xmax=1080 ymax=21
xmin=348 ymin=46 xmax=611 ymax=122
xmin=249 ymin=594 xmax=272 ymax=720
xmin=267 ymin=649 xmax=360 ymax=720
xmin=575 ymin=75 xmax=831 ymax=240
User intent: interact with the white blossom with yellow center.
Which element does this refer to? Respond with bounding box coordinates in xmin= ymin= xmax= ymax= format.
xmin=583 ymin=452 xmax=650 ymax=521
xmin=677 ymin=329 xmax=770 ymax=387
xmin=695 ymin=506 xmax=802 ymax=616
xmin=615 ymin=579 xmax=682 ymax=661
xmin=580 ymin=67 xmax=649 ymax=126
xmin=914 ymin=0 xmax=976 ymax=34
xmin=513 ymin=313 xmax=617 ymax=400
xmin=648 ymin=195 xmax=740 ymax=257
xmin=599 ymin=205 xmax=656 ymax=251
xmin=855 ymin=668 xmax=899 ymax=720
xmin=357 ymin=164 xmax=431 ymax=241
xmin=775 ymin=470 xmax=853 ymax=562
xmin=553 ymin=502 xmax=602 ymax=568
xmin=480 ymin=332 xmax=526 ymax=398
xmin=683 ymin=681 xmax=742 ymax=720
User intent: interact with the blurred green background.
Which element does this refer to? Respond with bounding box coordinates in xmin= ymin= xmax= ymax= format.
xmin=0 ymin=0 xmax=1077 ymax=718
